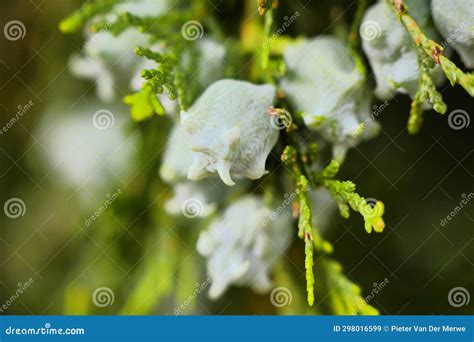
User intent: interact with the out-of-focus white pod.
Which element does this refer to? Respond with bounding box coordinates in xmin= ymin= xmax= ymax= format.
xmin=197 ymin=196 xmax=291 ymax=299
xmin=282 ymin=36 xmax=380 ymax=161
xmin=432 ymin=0 xmax=474 ymax=69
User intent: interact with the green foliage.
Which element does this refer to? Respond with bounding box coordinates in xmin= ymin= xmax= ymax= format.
xmin=59 ymin=0 xmax=119 ymax=33
xmin=316 ymin=160 xmax=385 ymax=234
xmin=408 ymin=49 xmax=447 ymax=134
xmin=297 ymin=175 xmax=315 ymax=306
xmin=440 ymin=56 xmax=474 ymax=97
xmin=124 ymin=86 xmax=166 ymax=121
xmin=281 ymin=146 xmax=316 ymax=306
xmin=124 ymin=47 xmax=187 ymax=121
xmin=315 ymin=257 xmax=379 ymax=315
xmin=61 ymin=0 xmax=201 ymax=121
xmin=274 ymin=261 xmax=320 ymax=315
xmin=282 ymin=145 xmax=335 ymax=306
xmin=135 ymin=49 xmax=179 ymax=101
xmin=261 ymin=9 xmax=274 ymax=72
xmin=93 ymin=10 xmax=194 ymax=38
xmin=385 ymin=0 xmax=474 ymax=133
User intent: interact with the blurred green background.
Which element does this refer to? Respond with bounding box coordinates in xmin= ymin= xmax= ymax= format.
xmin=0 ymin=0 xmax=472 ymax=315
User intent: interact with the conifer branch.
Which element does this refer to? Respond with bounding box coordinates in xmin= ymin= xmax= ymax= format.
xmin=386 ymin=0 xmax=474 ymax=133
xmin=316 ymin=160 xmax=385 ymax=234
xmin=281 ymin=145 xmax=334 ymax=306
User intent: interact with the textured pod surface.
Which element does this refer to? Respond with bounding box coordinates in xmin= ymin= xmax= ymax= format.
xmin=197 ymin=196 xmax=291 ymax=298
xmin=432 ymin=0 xmax=474 ymax=69
xmin=361 ymin=0 xmax=444 ymax=99
xmin=282 ymin=36 xmax=379 ymax=161
xmin=181 ymin=79 xmax=278 ymax=186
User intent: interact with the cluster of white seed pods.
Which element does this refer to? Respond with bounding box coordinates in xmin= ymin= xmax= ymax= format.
xmin=159 ymin=80 xmax=288 ymax=296
xmin=60 ymin=0 xmax=474 ymax=306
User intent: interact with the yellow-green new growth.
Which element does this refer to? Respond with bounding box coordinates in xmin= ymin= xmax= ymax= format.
xmin=409 ymin=47 xmax=447 ymax=134
xmin=297 ymin=175 xmax=315 ymax=306
xmin=124 ymin=46 xmax=181 ymax=121
xmin=59 ymin=0 xmax=119 ymax=33
xmin=124 ymin=87 xmax=166 ymax=121
xmin=282 ymin=146 xmax=334 ymax=306
xmin=317 ymin=160 xmax=385 ymax=234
